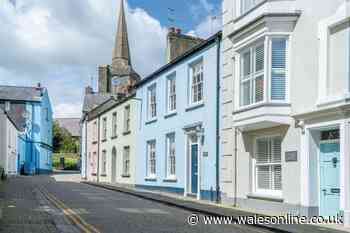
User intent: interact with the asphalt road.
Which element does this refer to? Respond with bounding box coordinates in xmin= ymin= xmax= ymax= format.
xmin=0 ymin=173 xmax=276 ymax=233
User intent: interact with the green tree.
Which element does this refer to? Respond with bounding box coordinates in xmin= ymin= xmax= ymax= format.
xmin=53 ymin=121 xmax=78 ymax=153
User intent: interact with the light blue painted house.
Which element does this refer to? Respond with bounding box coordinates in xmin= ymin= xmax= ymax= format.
xmin=0 ymin=84 xmax=53 ymax=175
xmin=135 ymin=31 xmax=221 ymax=201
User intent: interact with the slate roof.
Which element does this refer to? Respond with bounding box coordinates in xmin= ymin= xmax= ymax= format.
xmin=82 ymin=93 xmax=112 ymax=113
xmin=0 ymin=85 xmax=44 ymax=102
xmin=55 ymin=118 xmax=81 ymax=137
xmin=0 ymin=108 xmax=22 ymax=132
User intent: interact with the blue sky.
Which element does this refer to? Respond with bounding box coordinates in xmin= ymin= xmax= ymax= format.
xmin=128 ymin=0 xmax=222 ymax=32
xmin=0 ymin=0 xmax=222 ymax=118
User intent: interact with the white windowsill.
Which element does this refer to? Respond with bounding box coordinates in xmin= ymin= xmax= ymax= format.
xmin=164 ymin=111 xmax=177 ymax=118
xmin=163 ymin=176 xmax=177 ymax=182
xmin=316 ymin=93 xmax=350 ymax=108
xmin=247 ymin=192 xmax=283 ymax=202
xmin=145 ymin=175 xmax=157 ymax=181
xmin=145 ymin=118 xmax=157 ymax=125
xmin=186 ymin=101 xmax=204 ymax=112
xmin=234 ymin=101 xmax=290 ymax=114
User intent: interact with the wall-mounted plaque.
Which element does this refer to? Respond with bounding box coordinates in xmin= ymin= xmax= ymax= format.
xmin=285 ymin=151 xmax=298 ymax=162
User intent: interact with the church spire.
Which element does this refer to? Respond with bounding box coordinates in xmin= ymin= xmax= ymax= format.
xmin=112 ymin=0 xmax=131 ymax=69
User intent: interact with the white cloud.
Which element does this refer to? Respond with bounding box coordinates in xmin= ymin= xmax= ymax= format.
xmin=55 ymin=103 xmax=82 ymax=119
xmin=0 ymin=0 xmax=168 ymax=118
xmin=188 ymin=15 xmax=222 ymax=39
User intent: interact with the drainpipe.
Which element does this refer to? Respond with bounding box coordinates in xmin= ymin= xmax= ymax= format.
xmin=96 ymin=117 xmax=101 ymax=183
xmin=85 ymin=119 xmax=88 ymax=179
xmin=234 ymin=127 xmax=238 ymax=207
xmin=215 ymin=34 xmax=221 ymax=203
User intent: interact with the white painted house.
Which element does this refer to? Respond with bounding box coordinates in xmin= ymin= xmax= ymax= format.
xmin=221 ymin=0 xmax=350 ymax=226
xmin=0 ymin=109 xmax=19 ymax=176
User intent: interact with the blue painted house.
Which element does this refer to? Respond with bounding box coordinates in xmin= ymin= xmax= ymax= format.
xmin=0 ymin=84 xmax=53 ymax=175
xmin=135 ymin=32 xmax=221 ymax=201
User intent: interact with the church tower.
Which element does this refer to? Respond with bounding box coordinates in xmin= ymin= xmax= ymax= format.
xmin=98 ymin=0 xmax=140 ymax=95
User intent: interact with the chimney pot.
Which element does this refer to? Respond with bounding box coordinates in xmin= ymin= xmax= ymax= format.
xmin=168 ymin=27 xmax=175 ymax=33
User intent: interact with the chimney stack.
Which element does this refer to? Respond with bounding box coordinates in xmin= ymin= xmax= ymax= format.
xmin=166 ymin=27 xmax=205 ymax=63
xmin=85 ymin=86 xmax=93 ymax=95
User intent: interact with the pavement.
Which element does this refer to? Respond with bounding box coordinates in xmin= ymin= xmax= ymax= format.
xmin=83 ymin=181 xmax=350 ymax=233
xmin=0 ymin=172 xmax=278 ymax=233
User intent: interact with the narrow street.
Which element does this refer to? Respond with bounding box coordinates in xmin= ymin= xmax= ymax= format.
xmin=0 ymin=173 xmax=275 ymax=233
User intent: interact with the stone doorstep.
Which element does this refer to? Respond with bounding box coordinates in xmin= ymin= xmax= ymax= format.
xmin=82 ymin=181 xmax=350 ymax=233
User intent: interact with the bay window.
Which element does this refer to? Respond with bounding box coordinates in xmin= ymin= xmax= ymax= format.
xmin=240 ymin=43 xmax=264 ymax=106
xmin=241 ymin=0 xmax=264 ymax=14
xmin=255 ymin=136 xmax=282 ymax=195
xmin=271 ymin=38 xmax=287 ymax=101
xmin=239 ymin=37 xmax=287 ymax=107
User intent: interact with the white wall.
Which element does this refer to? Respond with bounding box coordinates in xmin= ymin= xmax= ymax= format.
xmin=0 ymin=111 xmax=18 ymax=175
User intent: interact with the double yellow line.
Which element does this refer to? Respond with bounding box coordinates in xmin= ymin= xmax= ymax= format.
xmin=39 ymin=187 xmax=100 ymax=233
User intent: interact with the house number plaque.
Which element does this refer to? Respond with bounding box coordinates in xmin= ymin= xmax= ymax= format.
xmin=285 ymin=151 xmax=298 ymax=162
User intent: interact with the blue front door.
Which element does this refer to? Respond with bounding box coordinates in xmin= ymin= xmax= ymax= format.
xmin=319 ymin=141 xmax=340 ymax=217
xmin=191 ymin=144 xmax=198 ymax=194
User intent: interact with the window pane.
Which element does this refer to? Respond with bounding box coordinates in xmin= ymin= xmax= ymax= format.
xmin=273 ymin=165 xmax=282 ymax=190
xmin=257 ymin=165 xmax=270 ymax=190
xmin=241 ymin=81 xmax=251 ymax=106
xmin=271 ymin=38 xmax=287 ymax=100
xmin=256 ymin=138 xmax=270 ymax=164
xmin=272 ymin=137 xmax=282 ymax=163
xmin=255 ymin=75 xmax=264 ymax=102
xmin=255 ymin=45 xmax=264 ymax=72
xmin=242 ymin=51 xmax=251 ymax=77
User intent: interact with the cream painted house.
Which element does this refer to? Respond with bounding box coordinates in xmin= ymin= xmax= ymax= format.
xmin=221 ymin=0 xmax=350 ymax=226
xmin=85 ymin=97 xmax=139 ymax=185
xmin=81 ymin=0 xmax=141 ymax=183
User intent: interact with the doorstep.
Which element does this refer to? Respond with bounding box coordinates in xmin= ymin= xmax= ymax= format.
xmin=82 ymin=181 xmax=348 ymax=233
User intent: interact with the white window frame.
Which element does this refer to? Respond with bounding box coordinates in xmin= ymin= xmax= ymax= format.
xmin=318 ymin=7 xmax=350 ymax=106
xmin=253 ymin=135 xmax=282 ymax=197
xmin=239 ymin=42 xmax=265 ymax=107
xmin=123 ymin=146 xmax=130 ymax=176
xmin=269 ymin=36 xmax=289 ymax=104
xmin=189 ymin=60 xmax=204 ymax=106
xmin=147 ymin=84 xmax=157 ymax=121
xmin=112 ymin=112 xmax=117 ymax=138
xmin=92 ymin=121 xmax=98 ymax=143
xmin=166 ymin=74 xmax=176 ymax=113
xmin=165 ymin=133 xmax=176 ymax=179
xmin=235 ymin=35 xmax=290 ymax=111
xmin=101 ymin=150 xmax=107 ymax=175
xmin=102 ymin=117 xmax=107 ymax=141
xmin=124 ymin=105 xmax=131 ymax=133
xmin=146 ymin=140 xmax=156 ymax=178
